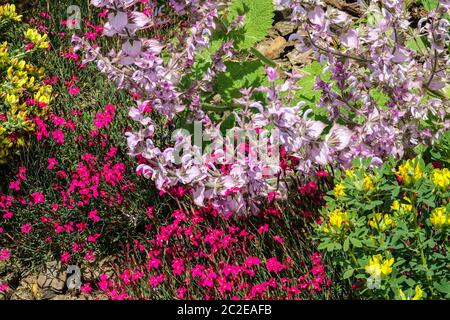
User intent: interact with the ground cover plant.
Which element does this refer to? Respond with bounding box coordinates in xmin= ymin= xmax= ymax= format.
xmin=0 ymin=0 xmax=449 ymax=300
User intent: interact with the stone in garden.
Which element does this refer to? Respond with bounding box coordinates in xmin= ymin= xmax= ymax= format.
xmin=37 ymin=261 xmax=67 ymax=293
xmin=286 ymin=48 xmax=314 ymax=66
xmin=256 ymin=36 xmax=287 ymax=60
xmin=10 ymin=275 xmax=37 ymax=300
xmin=274 ymin=21 xmax=297 ymax=37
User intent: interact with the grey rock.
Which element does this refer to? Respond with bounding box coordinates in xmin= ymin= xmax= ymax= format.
xmin=286 ymin=48 xmax=314 ymax=66
xmin=37 ymin=261 xmax=67 ymax=293
xmin=274 ymin=21 xmax=297 ymax=37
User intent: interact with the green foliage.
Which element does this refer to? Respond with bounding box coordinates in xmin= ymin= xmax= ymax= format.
xmin=369 ymin=88 xmax=390 ymax=109
xmin=295 ymin=61 xmax=330 ymax=119
xmin=227 ymin=0 xmax=274 ymax=49
xmin=420 ymin=0 xmax=439 ymax=11
xmin=315 ymin=157 xmax=450 ymax=299
xmin=406 ymin=35 xmax=429 ymax=54
xmin=215 ymin=60 xmax=267 ymax=102
xmin=428 ymin=131 xmax=450 ymax=166
xmin=180 ymin=0 xmax=275 ymax=112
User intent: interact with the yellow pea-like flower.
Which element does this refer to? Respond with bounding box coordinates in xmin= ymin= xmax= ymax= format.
xmin=329 ymin=208 xmax=349 ymax=229
xmin=365 ymin=254 xmax=394 ymax=278
xmin=431 ymin=168 xmax=450 ymax=191
xmin=24 ymin=28 xmax=50 ymax=50
xmin=364 ymin=175 xmax=375 ymax=190
xmin=5 ymin=93 xmax=19 ymax=106
xmin=396 ymin=158 xmax=423 ymax=185
xmin=430 ymin=207 xmax=447 ymax=229
xmin=0 ymin=6 xmax=51 ymax=163
xmin=369 ymin=213 xmax=396 ymax=231
xmin=333 ymin=183 xmax=346 ymax=197
xmin=0 ymin=4 xmax=22 ymax=22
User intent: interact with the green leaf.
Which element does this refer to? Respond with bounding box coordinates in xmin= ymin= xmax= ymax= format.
xmin=370 ymin=88 xmax=389 ymax=109
xmin=413 ymin=143 xmax=428 ymax=156
xmin=228 ymin=0 xmax=274 ymax=49
xmin=434 ymin=280 xmax=450 ymax=298
xmin=404 ymin=278 xmax=415 ymax=287
xmin=419 ymin=196 xmax=436 ymax=208
xmin=406 ymin=35 xmax=428 ymax=54
xmin=214 ymin=60 xmax=267 ymax=102
xmin=420 ymin=0 xmax=438 ymax=11
xmin=295 ymin=61 xmax=330 ymax=118
xmin=364 ymin=200 xmax=383 ymax=211
xmin=350 ymin=237 xmax=363 ymax=248
xmin=343 ymin=268 xmax=354 ymax=279
xmin=343 ymin=237 xmax=350 ymax=251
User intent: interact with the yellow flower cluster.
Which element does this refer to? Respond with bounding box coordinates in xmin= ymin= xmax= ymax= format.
xmin=363 ymin=175 xmax=374 ymax=190
xmin=368 ymin=213 xmax=396 ymax=231
xmin=323 ymin=208 xmax=350 ymax=233
xmin=0 ymin=12 xmax=52 ymax=162
xmin=429 ymin=207 xmax=449 ymax=229
xmin=398 ymin=285 xmax=424 ymax=300
xmin=24 ymin=28 xmax=50 ymax=49
xmin=0 ymin=4 xmax=22 ymax=22
xmin=390 ymin=199 xmax=413 ymax=212
xmin=396 ymin=158 xmax=423 ymax=185
xmin=333 ymin=182 xmax=346 ymax=197
xmin=365 ymin=254 xmax=394 ymax=278
xmin=430 ymin=168 xmax=450 ymax=191
xmin=345 ymin=169 xmax=354 ymax=177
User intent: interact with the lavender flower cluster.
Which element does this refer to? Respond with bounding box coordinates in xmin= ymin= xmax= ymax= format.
xmin=74 ymin=0 xmax=450 ymax=215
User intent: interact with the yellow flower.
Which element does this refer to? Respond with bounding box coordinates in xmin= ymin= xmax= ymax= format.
xmin=391 ymin=200 xmax=400 ymax=211
xmin=398 ymin=285 xmax=424 ymax=300
xmin=380 ymin=258 xmax=394 ymax=276
xmin=34 ymin=85 xmax=53 ymax=105
xmin=397 ymin=288 xmax=407 ymax=300
xmin=5 ymin=93 xmax=19 ymax=106
xmin=431 ymin=168 xmax=450 ymax=191
xmin=329 ymin=209 xmax=349 ymax=229
xmin=390 ymin=199 xmax=412 ymax=212
xmin=24 ymin=28 xmax=49 ymax=49
xmin=430 ymin=207 xmax=447 ymax=229
xmin=0 ymin=19 xmax=52 ymax=163
xmin=333 ymin=183 xmax=346 ymax=197
xmin=345 ymin=169 xmax=354 ymax=177
xmin=369 ymin=213 xmax=396 ymax=231
xmin=0 ymin=4 xmax=22 ymax=21
xmin=365 ymin=254 xmax=394 ymax=277
xmin=412 ymin=285 xmax=424 ymax=300
xmin=364 ymin=175 xmax=374 ymax=190
xmin=0 ymin=41 xmax=8 ymax=63
xmin=396 ymin=158 xmax=423 ymax=185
